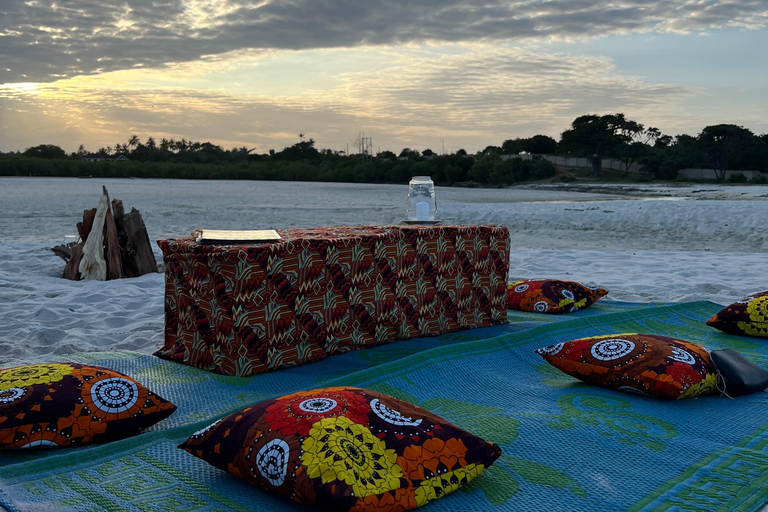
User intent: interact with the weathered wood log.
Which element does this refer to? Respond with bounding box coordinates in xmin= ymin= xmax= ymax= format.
xmin=78 ymin=208 xmax=97 ymax=245
xmin=63 ymin=244 xmax=83 ymax=280
xmin=103 ymin=187 xmax=124 ymax=280
xmin=79 ymin=192 xmax=108 ymax=281
xmin=111 ymin=199 xmax=131 ymax=274
xmin=58 ymin=188 xmax=156 ymax=280
xmin=51 ymin=244 xmax=71 ymax=262
xmin=111 ymin=200 xmax=125 ymax=234
xmin=123 ymin=208 xmax=158 ymax=277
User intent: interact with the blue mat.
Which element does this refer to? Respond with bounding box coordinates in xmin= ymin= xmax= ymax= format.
xmin=1 ymin=301 xmax=767 ymax=512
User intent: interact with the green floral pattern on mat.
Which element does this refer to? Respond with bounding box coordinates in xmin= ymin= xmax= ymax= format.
xmin=528 ymin=394 xmax=677 ymax=452
xmin=367 ymin=383 xmax=587 ymax=505
xmin=534 ymin=363 xmax=591 ymax=389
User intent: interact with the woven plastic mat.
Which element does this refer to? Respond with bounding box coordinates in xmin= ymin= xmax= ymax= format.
xmin=1 ymin=301 xmax=766 ymax=512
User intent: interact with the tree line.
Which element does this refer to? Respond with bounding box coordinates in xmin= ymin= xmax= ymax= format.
xmin=2 ymin=114 xmax=767 ymax=184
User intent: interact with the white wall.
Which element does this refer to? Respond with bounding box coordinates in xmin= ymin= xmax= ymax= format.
xmin=501 ymin=154 xmax=638 ymax=173
xmin=677 ymin=169 xmax=763 ymax=180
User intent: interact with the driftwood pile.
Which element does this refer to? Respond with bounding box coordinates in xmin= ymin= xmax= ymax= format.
xmin=52 ymin=186 xmax=158 ymax=280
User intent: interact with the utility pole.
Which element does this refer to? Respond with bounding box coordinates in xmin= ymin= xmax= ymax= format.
xmin=360 ymin=131 xmax=372 ymax=161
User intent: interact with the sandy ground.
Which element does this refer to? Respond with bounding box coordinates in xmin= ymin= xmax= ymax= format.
xmin=1 ymin=177 xmax=766 ymax=367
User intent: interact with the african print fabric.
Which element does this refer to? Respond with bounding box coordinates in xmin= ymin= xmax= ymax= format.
xmin=706 ymin=291 xmax=768 ymax=337
xmin=507 ymin=279 xmax=608 ymax=314
xmin=536 ymin=333 xmax=717 ymax=400
xmin=179 ymin=387 xmax=501 ymax=511
xmin=157 ymin=225 xmax=510 ymax=376
xmin=0 ymin=363 xmax=176 ymax=449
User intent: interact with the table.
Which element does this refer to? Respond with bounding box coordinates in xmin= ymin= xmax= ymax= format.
xmin=155 ymin=225 xmax=510 ymax=376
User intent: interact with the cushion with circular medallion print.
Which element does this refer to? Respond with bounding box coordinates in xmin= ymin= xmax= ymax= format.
xmin=706 ymin=291 xmax=768 ymax=338
xmin=0 ymin=363 xmax=176 ymax=449
xmin=507 ymin=279 xmax=608 ymax=314
xmin=178 ymin=387 xmax=502 ymax=511
xmin=536 ymin=334 xmax=718 ymax=400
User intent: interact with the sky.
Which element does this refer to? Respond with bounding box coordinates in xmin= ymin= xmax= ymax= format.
xmin=1 ymin=0 xmax=767 ymax=155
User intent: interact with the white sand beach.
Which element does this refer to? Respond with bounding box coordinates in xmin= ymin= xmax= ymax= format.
xmin=1 ymin=177 xmax=766 ymax=367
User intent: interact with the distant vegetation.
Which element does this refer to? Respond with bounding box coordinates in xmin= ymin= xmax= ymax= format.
xmin=2 ymin=115 xmax=767 ymax=185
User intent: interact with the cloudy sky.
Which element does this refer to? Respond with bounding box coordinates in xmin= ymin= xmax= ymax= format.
xmin=1 ymin=0 xmax=767 ymax=155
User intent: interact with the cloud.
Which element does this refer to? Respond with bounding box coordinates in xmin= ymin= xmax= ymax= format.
xmin=1 ymin=0 xmax=766 ymax=84
xmin=0 ymin=45 xmax=708 ymax=153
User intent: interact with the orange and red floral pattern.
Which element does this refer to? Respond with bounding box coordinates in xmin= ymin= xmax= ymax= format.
xmin=536 ymin=334 xmax=717 ymax=400
xmin=507 ymin=279 xmax=608 ymax=314
xmin=179 ymin=387 xmax=501 ymax=511
xmin=263 ymin=388 xmax=371 ymax=436
xmin=706 ymin=291 xmax=768 ymax=338
xmin=0 ymin=363 xmax=176 ymax=449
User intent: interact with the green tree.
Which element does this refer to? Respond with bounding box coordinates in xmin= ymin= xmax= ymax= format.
xmin=559 ymin=114 xmax=635 ymax=177
xmin=699 ymin=124 xmax=757 ymax=180
xmin=479 ymin=145 xmax=502 ymax=158
xmin=376 ymin=150 xmax=396 ymax=160
xmin=526 ymin=135 xmax=558 ymax=154
xmin=127 ymin=134 xmax=140 ymax=151
xmin=398 ymin=148 xmax=420 ymax=159
xmin=22 ymin=144 xmax=67 ymax=159
xmin=502 ymin=135 xmax=557 ymax=155
xmin=274 ymin=139 xmax=321 ymax=162
xmin=501 ymin=138 xmax=525 ymax=154
xmin=469 ymin=157 xmax=495 ymax=183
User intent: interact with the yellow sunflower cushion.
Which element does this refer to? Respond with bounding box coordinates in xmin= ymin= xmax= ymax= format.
xmin=0 ymin=363 xmax=176 ymax=449
xmin=706 ymin=291 xmax=768 ymax=338
xmin=179 ymin=387 xmax=502 ymax=511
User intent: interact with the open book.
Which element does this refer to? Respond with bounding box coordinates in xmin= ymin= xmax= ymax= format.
xmin=193 ymin=229 xmax=282 ymax=244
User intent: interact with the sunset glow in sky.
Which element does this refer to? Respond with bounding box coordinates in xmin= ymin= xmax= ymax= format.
xmin=1 ymin=0 xmax=767 ymax=154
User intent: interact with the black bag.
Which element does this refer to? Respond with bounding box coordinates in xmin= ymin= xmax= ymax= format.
xmin=710 ymin=349 xmax=768 ymax=397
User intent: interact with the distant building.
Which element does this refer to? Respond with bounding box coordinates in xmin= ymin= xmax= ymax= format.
xmin=82 ymin=152 xmax=129 ymax=162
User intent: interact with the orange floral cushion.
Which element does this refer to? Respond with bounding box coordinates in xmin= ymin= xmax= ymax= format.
xmin=706 ymin=291 xmax=768 ymax=338
xmin=179 ymin=387 xmax=501 ymax=511
xmin=0 ymin=363 xmax=176 ymax=449
xmin=507 ymin=279 xmax=608 ymax=314
xmin=536 ymin=334 xmax=718 ymax=400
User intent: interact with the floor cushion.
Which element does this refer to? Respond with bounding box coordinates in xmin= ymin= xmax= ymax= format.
xmin=706 ymin=291 xmax=768 ymax=337
xmin=507 ymin=279 xmax=608 ymax=314
xmin=0 ymin=363 xmax=176 ymax=449
xmin=535 ymin=334 xmax=717 ymax=399
xmin=179 ymin=386 xmax=502 ymax=511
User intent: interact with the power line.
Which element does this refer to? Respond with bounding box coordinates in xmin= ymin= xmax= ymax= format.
xmin=357 ymin=131 xmax=373 ymax=160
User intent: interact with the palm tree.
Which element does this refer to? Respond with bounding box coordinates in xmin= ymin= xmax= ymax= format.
xmin=127 ymin=134 xmax=140 ymax=150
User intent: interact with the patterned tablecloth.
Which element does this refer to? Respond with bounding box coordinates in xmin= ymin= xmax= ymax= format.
xmin=156 ymin=225 xmax=510 ymax=376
